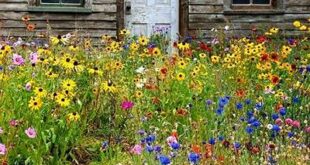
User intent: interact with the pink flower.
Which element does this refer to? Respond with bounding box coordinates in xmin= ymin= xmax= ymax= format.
xmin=25 ymin=127 xmax=37 ymax=138
xmin=130 ymin=144 xmax=142 ymax=155
xmin=285 ymin=118 xmax=293 ymax=126
xmin=121 ymin=100 xmax=134 ymax=110
xmin=29 ymin=52 xmax=38 ymax=64
xmin=166 ymin=136 xmax=178 ymax=145
xmin=0 ymin=143 xmax=6 ymax=155
xmin=12 ymin=54 xmax=25 ymax=66
xmin=304 ymin=126 xmax=310 ymax=134
xmin=25 ymin=82 xmax=32 ymax=91
xmin=275 ymin=118 xmax=283 ymax=125
xmin=292 ymin=120 xmax=300 ymax=128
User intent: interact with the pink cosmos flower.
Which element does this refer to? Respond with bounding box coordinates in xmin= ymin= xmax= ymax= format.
xmin=292 ymin=120 xmax=300 ymax=128
xmin=130 ymin=144 xmax=142 ymax=155
xmin=121 ymin=101 xmax=134 ymax=110
xmin=275 ymin=118 xmax=283 ymax=126
xmin=25 ymin=82 xmax=32 ymax=91
xmin=0 ymin=143 xmax=6 ymax=155
xmin=285 ymin=118 xmax=293 ymax=126
xmin=29 ymin=52 xmax=38 ymax=64
xmin=305 ymin=126 xmax=310 ymax=134
xmin=12 ymin=54 xmax=25 ymax=66
xmin=25 ymin=127 xmax=37 ymax=138
xmin=166 ymin=136 xmax=178 ymax=145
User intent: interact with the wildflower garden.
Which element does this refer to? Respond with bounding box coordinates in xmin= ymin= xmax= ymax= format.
xmin=0 ymin=18 xmax=309 ymax=164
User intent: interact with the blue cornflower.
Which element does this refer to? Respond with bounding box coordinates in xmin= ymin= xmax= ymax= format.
xmin=245 ymin=99 xmax=251 ymax=105
xmin=288 ymin=132 xmax=294 ymax=138
xmin=101 ymin=141 xmax=109 ymax=150
xmin=170 ymin=142 xmax=180 ymax=150
xmin=188 ymin=152 xmax=200 ymax=164
xmin=246 ymin=126 xmax=254 ymax=134
xmin=233 ymin=142 xmax=241 ymax=149
xmin=279 ymin=108 xmax=286 ymax=116
xmin=236 ymin=102 xmax=243 ymax=110
xmin=255 ymin=102 xmax=263 ymax=110
xmin=219 ymin=97 xmax=229 ymax=107
xmin=216 ymin=108 xmax=224 ymax=115
xmin=247 ymin=111 xmax=254 ymax=118
xmin=159 ymin=155 xmax=171 ymax=165
xmin=154 ymin=145 xmax=162 ymax=153
xmin=205 ymin=99 xmax=213 ymax=106
xmin=292 ymin=97 xmax=299 ymax=104
xmin=208 ymin=138 xmax=216 ymax=145
xmin=272 ymin=124 xmax=281 ymax=132
xmin=146 ymin=134 xmax=156 ymax=144
xmin=146 ymin=145 xmax=154 ymax=153
xmin=218 ymin=135 xmax=224 ymax=141
xmin=272 ymin=113 xmax=279 ymax=120
xmin=247 ymin=117 xmax=256 ymax=124
xmin=251 ymin=121 xmax=261 ymax=128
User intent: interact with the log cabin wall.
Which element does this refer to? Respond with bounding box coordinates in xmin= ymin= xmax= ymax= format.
xmin=0 ymin=0 xmax=122 ymax=39
xmin=187 ymin=0 xmax=310 ymax=38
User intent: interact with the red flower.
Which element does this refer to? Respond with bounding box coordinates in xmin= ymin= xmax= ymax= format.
xmin=199 ymin=42 xmax=212 ymax=52
xmin=160 ymin=67 xmax=168 ymax=75
xmin=191 ymin=144 xmax=201 ymax=154
xmin=256 ymin=35 xmax=267 ymax=43
xmin=260 ymin=53 xmax=269 ymax=62
xmin=271 ymin=75 xmax=280 ymax=85
xmin=270 ymin=52 xmax=279 ymax=61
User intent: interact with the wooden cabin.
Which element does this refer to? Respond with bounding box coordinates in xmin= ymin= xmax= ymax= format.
xmin=0 ymin=0 xmax=309 ymax=40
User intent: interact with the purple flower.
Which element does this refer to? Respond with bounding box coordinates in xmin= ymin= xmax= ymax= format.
xmin=130 ymin=144 xmax=142 ymax=155
xmin=12 ymin=54 xmax=25 ymax=66
xmin=29 ymin=52 xmax=38 ymax=64
xmin=121 ymin=101 xmax=134 ymax=110
xmin=25 ymin=127 xmax=37 ymax=138
xmin=0 ymin=143 xmax=6 ymax=155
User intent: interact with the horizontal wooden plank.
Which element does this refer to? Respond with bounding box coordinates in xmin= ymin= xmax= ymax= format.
xmin=0 ymin=0 xmax=27 ymax=3
xmin=285 ymin=6 xmax=310 ymax=13
xmin=93 ymin=0 xmax=117 ymax=4
xmin=285 ymin=0 xmax=310 ymax=6
xmin=189 ymin=5 xmax=224 ymax=14
xmin=0 ymin=28 xmax=117 ymax=38
xmin=0 ymin=12 xmax=116 ymax=21
xmin=188 ymin=22 xmax=299 ymax=30
xmin=1 ymin=20 xmax=117 ymax=29
xmin=92 ymin=4 xmax=117 ymax=12
xmin=189 ymin=0 xmax=223 ymax=5
xmin=0 ymin=3 xmax=28 ymax=11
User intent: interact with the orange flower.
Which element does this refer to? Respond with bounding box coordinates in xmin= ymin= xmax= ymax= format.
xmin=236 ymin=89 xmax=246 ymax=97
xmin=171 ymin=130 xmax=178 ymax=139
xmin=176 ymin=108 xmax=187 ymax=116
xmin=27 ymin=24 xmax=36 ymax=31
xmin=270 ymin=75 xmax=280 ymax=85
xmin=22 ymin=15 xmax=30 ymax=22
xmin=191 ymin=144 xmax=201 ymax=154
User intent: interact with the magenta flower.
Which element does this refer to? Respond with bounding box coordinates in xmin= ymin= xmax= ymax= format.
xmin=130 ymin=144 xmax=142 ymax=155
xmin=121 ymin=100 xmax=134 ymax=110
xmin=285 ymin=118 xmax=293 ymax=126
xmin=25 ymin=127 xmax=37 ymax=138
xmin=12 ymin=54 xmax=25 ymax=66
xmin=0 ymin=143 xmax=6 ymax=155
xmin=292 ymin=120 xmax=300 ymax=128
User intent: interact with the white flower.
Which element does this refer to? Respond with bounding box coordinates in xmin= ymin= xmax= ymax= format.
xmin=224 ymin=25 xmax=230 ymax=31
xmin=267 ymin=124 xmax=273 ymax=130
xmin=135 ymin=66 xmax=146 ymax=74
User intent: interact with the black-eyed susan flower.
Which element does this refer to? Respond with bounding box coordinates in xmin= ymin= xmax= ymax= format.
xmin=84 ymin=39 xmax=92 ymax=49
xmin=177 ymin=42 xmax=190 ymax=51
xmin=135 ymin=90 xmax=143 ymax=98
xmin=61 ymin=79 xmax=76 ymax=91
xmin=269 ymin=27 xmax=279 ymax=34
xmin=66 ymin=112 xmax=80 ymax=122
xmin=176 ymin=72 xmax=185 ymax=81
xmin=199 ymin=53 xmax=207 ymax=59
xmin=120 ymin=29 xmax=130 ymax=36
xmin=152 ymin=47 xmax=161 ymax=56
xmin=211 ymin=55 xmax=220 ymax=63
xmin=56 ymin=94 xmax=71 ymax=107
xmin=45 ymin=70 xmax=59 ymax=79
xmin=101 ymin=80 xmax=117 ymax=93
xmin=138 ymin=36 xmax=149 ymax=46
xmin=50 ymin=35 xmax=68 ymax=45
xmin=34 ymin=87 xmax=47 ymax=98
xmin=293 ymin=20 xmax=301 ymax=28
xmin=177 ymin=60 xmax=187 ymax=69
xmin=28 ymin=97 xmax=42 ymax=110
xmin=88 ymin=66 xmax=103 ymax=76
xmin=60 ymin=55 xmax=75 ymax=69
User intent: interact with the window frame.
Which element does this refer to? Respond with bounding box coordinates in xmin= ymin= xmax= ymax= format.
xmin=224 ymin=0 xmax=284 ymax=14
xmin=27 ymin=0 xmax=92 ymax=13
xmin=40 ymin=0 xmax=84 ymax=7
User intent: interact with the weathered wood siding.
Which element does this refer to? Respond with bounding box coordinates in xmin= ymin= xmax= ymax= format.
xmin=0 ymin=0 xmax=119 ymax=38
xmin=188 ymin=0 xmax=310 ymax=37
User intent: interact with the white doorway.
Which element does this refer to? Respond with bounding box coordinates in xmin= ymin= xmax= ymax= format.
xmin=124 ymin=0 xmax=179 ymax=42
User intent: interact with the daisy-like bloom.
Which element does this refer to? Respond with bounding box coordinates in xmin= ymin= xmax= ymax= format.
xmin=211 ymin=55 xmax=220 ymax=63
xmin=113 ymin=60 xmax=123 ymax=70
xmin=269 ymin=27 xmax=279 ymax=34
xmin=177 ymin=42 xmax=190 ymax=51
xmin=29 ymin=52 xmax=38 ymax=64
xmin=120 ymin=29 xmax=130 ymax=36
xmin=299 ymin=25 xmax=307 ymax=31
xmin=68 ymin=45 xmax=79 ymax=52
xmin=28 ymin=97 xmax=43 ymax=110
xmin=60 ymin=55 xmax=75 ymax=69
xmin=84 ymin=39 xmax=92 ymax=49
xmin=26 ymin=23 xmax=36 ymax=31
xmin=25 ymin=127 xmax=37 ymax=138
xmin=138 ymin=36 xmax=149 ymax=46
xmin=121 ymin=100 xmax=134 ymax=110
xmin=56 ymin=94 xmax=71 ymax=107
xmin=176 ymin=72 xmax=185 ymax=81
xmin=12 ymin=54 xmax=25 ymax=66
xmin=293 ymin=20 xmax=301 ymax=28
xmin=62 ymin=89 xmax=76 ymax=98
xmin=21 ymin=15 xmax=30 ymax=22
xmin=101 ymin=80 xmax=117 ymax=93
xmin=0 ymin=143 xmax=6 ymax=155
xmin=177 ymin=60 xmax=187 ymax=69
xmin=199 ymin=53 xmax=207 ymax=58
xmin=130 ymin=42 xmax=139 ymax=52
xmin=61 ymin=79 xmax=76 ymax=91
xmin=152 ymin=47 xmax=161 ymax=56
xmin=45 ymin=70 xmax=59 ymax=79
xmin=88 ymin=66 xmax=103 ymax=76
xmin=34 ymin=87 xmax=47 ymax=98
xmin=66 ymin=112 xmax=80 ymax=122
xmin=135 ymin=90 xmax=143 ymax=98
xmin=50 ymin=35 xmax=68 ymax=45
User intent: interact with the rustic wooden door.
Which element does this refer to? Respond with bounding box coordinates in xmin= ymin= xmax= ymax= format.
xmin=124 ymin=0 xmax=179 ymax=41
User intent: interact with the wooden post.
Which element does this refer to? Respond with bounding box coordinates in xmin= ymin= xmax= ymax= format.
xmin=179 ymin=0 xmax=188 ymax=38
